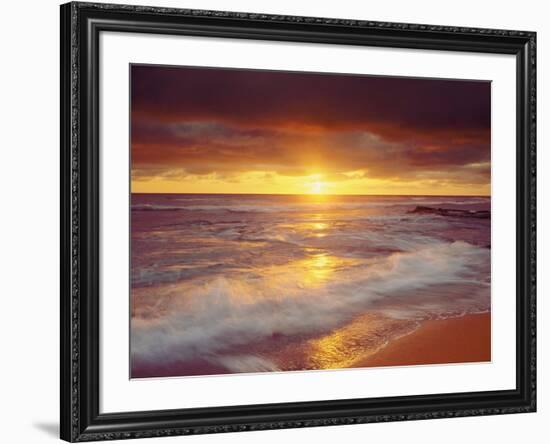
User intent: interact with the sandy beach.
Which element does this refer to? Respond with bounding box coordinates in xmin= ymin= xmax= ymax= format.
xmin=353 ymin=312 xmax=491 ymax=369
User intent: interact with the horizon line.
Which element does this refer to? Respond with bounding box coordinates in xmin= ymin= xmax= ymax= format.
xmin=131 ymin=192 xmax=491 ymax=197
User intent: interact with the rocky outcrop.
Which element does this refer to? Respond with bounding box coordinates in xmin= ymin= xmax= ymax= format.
xmin=408 ymin=206 xmax=490 ymax=219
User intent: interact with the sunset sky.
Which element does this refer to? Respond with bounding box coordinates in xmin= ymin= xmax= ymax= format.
xmin=131 ymin=65 xmax=491 ymax=196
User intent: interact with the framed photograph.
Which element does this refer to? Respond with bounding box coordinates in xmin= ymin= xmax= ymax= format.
xmin=60 ymin=2 xmax=536 ymax=441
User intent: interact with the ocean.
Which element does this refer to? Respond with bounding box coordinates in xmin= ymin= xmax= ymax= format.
xmin=130 ymin=194 xmax=491 ymax=378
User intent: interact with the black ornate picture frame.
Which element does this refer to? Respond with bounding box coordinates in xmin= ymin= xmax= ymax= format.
xmin=60 ymin=2 xmax=536 ymax=442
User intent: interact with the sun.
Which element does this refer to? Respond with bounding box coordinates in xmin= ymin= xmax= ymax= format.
xmin=310 ymin=181 xmax=324 ymax=194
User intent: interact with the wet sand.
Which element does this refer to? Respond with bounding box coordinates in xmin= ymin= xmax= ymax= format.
xmin=353 ymin=313 xmax=491 ymax=368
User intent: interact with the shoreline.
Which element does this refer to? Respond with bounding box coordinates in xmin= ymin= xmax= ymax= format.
xmin=352 ymin=312 xmax=491 ymax=369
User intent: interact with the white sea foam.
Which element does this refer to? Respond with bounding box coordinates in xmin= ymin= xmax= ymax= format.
xmin=212 ymin=355 xmax=281 ymax=373
xmin=131 ymin=241 xmax=490 ymax=366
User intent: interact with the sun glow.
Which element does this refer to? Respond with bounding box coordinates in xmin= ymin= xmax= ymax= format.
xmin=132 ymin=169 xmax=490 ymax=196
xmin=304 ymin=173 xmax=329 ymax=194
xmin=311 ymin=181 xmax=324 ymax=194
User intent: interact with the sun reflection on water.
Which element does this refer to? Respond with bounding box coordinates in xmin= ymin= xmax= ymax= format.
xmin=305 ymin=315 xmax=417 ymax=369
xmin=310 ymin=222 xmax=328 ymax=237
xmin=312 ymin=222 xmax=328 ymax=231
xmin=296 ymin=253 xmax=340 ymax=287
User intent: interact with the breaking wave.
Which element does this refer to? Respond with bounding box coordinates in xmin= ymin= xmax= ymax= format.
xmin=131 ymin=241 xmax=490 ymax=367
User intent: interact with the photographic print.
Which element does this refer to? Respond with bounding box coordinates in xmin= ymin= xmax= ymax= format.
xmin=130 ymin=65 xmax=491 ymax=379
xmin=61 ymin=6 xmax=536 ymax=440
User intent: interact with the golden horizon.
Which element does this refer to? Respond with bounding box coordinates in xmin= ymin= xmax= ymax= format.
xmin=131 ymin=172 xmax=490 ymax=196
xmin=130 ymin=191 xmax=490 ymax=197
